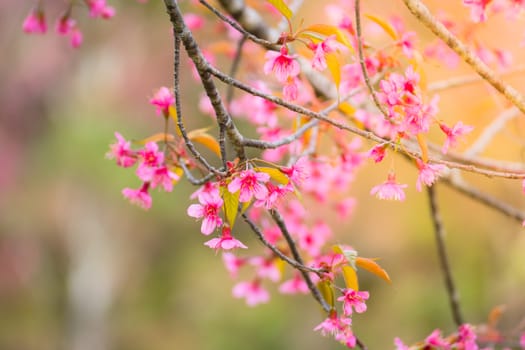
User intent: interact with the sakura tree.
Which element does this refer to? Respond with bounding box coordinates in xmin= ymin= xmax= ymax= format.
xmin=22 ymin=0 xmax=525 ymax=348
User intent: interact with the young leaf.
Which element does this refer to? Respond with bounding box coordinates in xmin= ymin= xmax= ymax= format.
xmin=342 ymin=265 xmax=359 ymax=291
xmin=168 ymin=105 xmax=182 ymax=136
xmin=333 ymin=245 xmax=357 ymax=270
xmin=317 ymin=280 xmax=335 ymax=309
xmin=221 ymin=186 xmax=240 ymax=228
xmin=255 ymin=167 xmax=290 ymax=185
xmin=188 ymin=130 xmax=222 ymax=158
xmin=326 ymin=52 xmax=341 ymax=93
xmin=365 ymin=14 xmax=398 ymax=40
xmin=301 ymin=24 xmax=354 ymax=51
xmin=355 ymin=257 xmax=392 ymax=284
xmin=266 ymin=0 xmax=292 ymax=21
xmin=135 ymin=133 xmax=175 ymax=145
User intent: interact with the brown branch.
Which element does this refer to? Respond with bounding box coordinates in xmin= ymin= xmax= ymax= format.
xmin=402 ymin=0 xmax=525 ymax=115
xmin=427 ymin=186 xmax=464 ymax=327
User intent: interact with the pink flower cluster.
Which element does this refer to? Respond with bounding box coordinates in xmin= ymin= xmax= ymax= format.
xmin=22 ymin=1 xmax=115 ymax=48
xmin=395 ymin=323 xmax=480 ymax=350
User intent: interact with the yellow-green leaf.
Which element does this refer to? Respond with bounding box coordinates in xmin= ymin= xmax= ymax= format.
xmin=266 ymin=0 xmax=292 ymax=21
xmin=338 ymin=102 xmax=356 ymax=117
xmin=356 ymin=257 xmax=391 ymax=284
xmin=169 ymin=105 xmax=182 ymax=136
xmin=255 ymin=167 xmax=290 ymax=185
xmin=135 ymin=133 xmax=175 ymax=145
xmin=365 ymin=14 xmax=398 ymax=40
xmin=317 ymin=280 xmax=335 ymax=309
xmin=342 ymin=265 xmax=359 ymax=291
xmin=221 ymin=187 xmax=240 ymax=228
xmin=302 ymin=24 xmax=353 ymax=51
xmin=333 ymin=244 xmax=357 ymax=270
xmin=188 ymin=132 xmax=222 ymax=158
xmin=326 ymin=52 xmax=341 ymax=93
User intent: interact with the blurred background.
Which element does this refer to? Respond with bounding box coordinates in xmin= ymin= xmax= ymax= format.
xmin=2 ymin=0 xmax=525 ymax=349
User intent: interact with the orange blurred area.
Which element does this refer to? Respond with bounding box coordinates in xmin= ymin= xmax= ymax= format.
xmin=2 ymin=1 xmax=525 ymax=349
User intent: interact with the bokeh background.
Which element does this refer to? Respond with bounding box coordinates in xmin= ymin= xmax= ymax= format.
xmin=2 ymin=0 xmax=525 ymax=349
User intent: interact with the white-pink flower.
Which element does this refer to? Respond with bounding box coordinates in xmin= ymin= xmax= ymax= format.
xmin=337 ymin=288 xmax=370 ymax=316
xmin=416 ymin=159 xmax=446 ymax=192
xmin=204 ymin=227 xmax=247 ymax=251
xmin=228 ymin=170 xmax=270 ymax=203
xmin=263 ymin=46 xmax=300 ymax=83
xmin=232 ymin=280 xmax=270 ymax=306
xmin=187 ymin=192 xmax=224 ymax=235
xmin=370 ymin=173 xmax=408 ymax=201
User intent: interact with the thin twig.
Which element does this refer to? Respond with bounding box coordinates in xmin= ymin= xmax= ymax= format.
xmin=172 ymin=34 xmax=225 ymax=175
xmin=179 ymin=161 xmax=216 ymax=186
xmin=402 ymin=0 xmax=525 ymax=115
xmin=427 ymin=185 xmax=464 ymax=327
xmin=354 ymin=0 xmax=389 ymax=119
xmin=165 ymin=0 xmax=247 ymax=162
xmin=270 ymin=210 xmax=331 ymax=312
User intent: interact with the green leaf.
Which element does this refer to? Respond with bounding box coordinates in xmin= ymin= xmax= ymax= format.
xmin=266 ymin=0 xmax=292 ymax=21
xmin=317 ymin=280 xmax=335 ymax=309
xmin=221 ymin=186 xmax=240 ymax=228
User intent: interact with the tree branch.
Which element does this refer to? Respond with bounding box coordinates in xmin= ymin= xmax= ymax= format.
xmin=427 ymin=186 xmax=464 ymax=327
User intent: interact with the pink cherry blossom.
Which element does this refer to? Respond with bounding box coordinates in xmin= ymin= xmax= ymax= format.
xmin=416 ymin=159 xmax=447 ymax=192
xmin=122 ymin=182 xmax=152 ymax=210
xmin=232 ymin=280 xmax=270 ymax=306
xmin=440 ymin=121 xmax=474 ymax=154
xmin=149 ymin=87 xmax=175 ymax=117
xmin=335 ymin=198 xmax=356 ymax=220
xmin=228 ymin=169 xmax=270 ymax=203
xmin=183 ymin=13 xmax=205 ymax=30
xmin=463 ymin=0 xmax=492 ymax=22
xmin=56 ymin=17 xmax=75 ymax=35
xmin=187 ymin=192 xmax=224 ymax=235
xmin=314 ymin=312 xmax=355 ymax=348
xmin=222 ymin=252 xmax=246 ymax=278
xmin=337 ymin=288 xmax=369 ymax=316
xmin=254 ymin=182 xmax=292 ymax=209
xmin=263 ymin=46 xmax=300 ymax=83
xmin=394 ymin=337 xmax=409 ymax=350
xmin=520 ymin=331 xmax=525 ymax=348
xmin=106 ymin=132 xmax=137 ymax=167
xmin=22 ymin=9 xmax=47 ymax=34
xmin=283 ymin=78 xmax=299 ymax=101
xmin=370 ymin=172 xmax=408 ymax=201
xmin=398 ymin=31 xmax=416 ymax=58
xmin=250 ymin=256 xmax=281 ymax=282
xmin=367 ymin=144 xmax=387 ymax=163
xmin=425 ymin=329 xmax=449 ymax=349
xmin=279 ymin=273 xmax=309 ymax=294
xmin=204 ymin=227 xmax=247 ymax=251
xmin=281 ymin=156 xmax=309 ymax=185
xmin=311 ymin=35 xmax=337 ymax=71
xmin=70 ymin=28 xmax=83 ymax=48
xmin=457 ymin=324 xmax=478 ymax=350
xmin=137 ymin=142 xmax=164 ymax=181
xmin=190 ymin=181 xmax=220 ymax=200
xmin=87 ymin=0 xmax=116 ymax=19
xmin=149 ymin=166 xmax=179 ymax=192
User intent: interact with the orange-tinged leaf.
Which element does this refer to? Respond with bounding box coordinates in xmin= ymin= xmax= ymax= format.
xmin=338 ymin=102 xmax=356 ymax=117
xmin=301 ymin=24 xmax=354 ymax=51
xmin=365 ymin=14 xmax=398 ymax=40
xmin=171 ymin=166 xmax=184 ymax=179
xmin=488 ymin=305 xmax=506 ymax=328
xmin=409 ymin=53 xmax=427 ymax=91
xmin=326 ymin=52 xmax=341 ymax=93
xmin=135 ymin=133 xmax=175 ymax=145
xmin=221 ymin=186 xmax=240 ymax=228
xmin=356 ymin=257 xmax=392 ymax=284
xmin=317 ymin=280 xmax=335 ymax=308
xmin=255 ymin=167 xmax=290 ymax=185
xmin=417 ymin=133 xmax=429 ymax=163
xmin=189 ymin=132 xmax=222 ymax=158
xmin=266 ymin=0 xmax=292 ymax=21
xmin=342 ymin=266 xmax=359 ymax=291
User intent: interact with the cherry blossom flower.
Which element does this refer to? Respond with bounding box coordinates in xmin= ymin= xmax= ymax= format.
xmin=122 ymin=182 xmax=152 ymax=210
xmin=187 ymin=192 xmax=224 ymax=235
xmin=283 ymin=78 xmax=299 ymax=101
xmin=463 ymin=0 xmax=492 ymax=22
xmin=279 ymin=273 xmax=309 ymax=294
xmin=398 ymin=31 xmax=417 ymax=58
xmin=149 ymin=166 xmax=179 ymax=192
xmin=183 ymin=13 xmax=204 ymax=30
xmin=228 ymin=170 xmax=270 ymax=203
xmin=456 ymin=324 xmax=478 ymax=350
xmin=416 ymin=159 xmax=447 ymax=192
xmin=87 ymin=0 xmax=116 ymax=19
xmin=370 ymin=172 xmax=408 ymax=201
xmin=281 ymin=156 xmax=309 ymax=185
xmin=394 ymin=337 xmax=409 ymax=350
xmin=232 ymin=280 xmax=270 ymax=306
xmin=440 ymin=121 xmax=474 ymax=154
xmin=425 ymin=329 xmax=449 ymax=348
xmin=254 ymin=182 xmax=292 ymax=209
xmin=149 ymin=87 xmax=175 ymax=117
xmin=314 ymin=312 xmax=356 ymax=348
xmin=204 ymin=226 xmax=247 ymax=251
xmin=222 ymin=252 xmax=246 ymax=279
xmin=190 ymin=181 xmax=220 ymax=200
xmin=22 ymin=9 xmax=47 ymax=34
xmin=137 ymin=142 xmax=164 ymax=181
xmin=337 ymin=288 xmax=370 ymax=316
xmin=263 ymin=46 xmax=300 ymax=83
xmin=56 ymin=16 xmax=75 ymax=35
xmin=70 ymin=28 xmax=83 ymax=48
xmin=310 ymin=35 xmax=337 ymax=71
xmin=106 ymin=132 xmax=137 ymax=167
xmin=250 ymin=256 xmax=281 ymax=282
xmin=335 ymin=198 xmax=356 ymax=220
xmin=520 ymin=331 xmax=525 ymax=348
xmin=367 ymin=144 xmax=387 ymax=163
